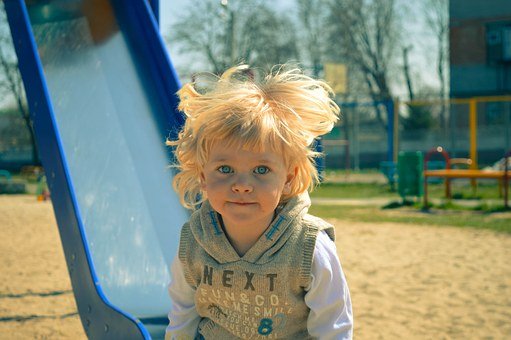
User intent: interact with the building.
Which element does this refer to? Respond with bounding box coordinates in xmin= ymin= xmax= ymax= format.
xmin=450 ymin=0 xmax=511 ymax=97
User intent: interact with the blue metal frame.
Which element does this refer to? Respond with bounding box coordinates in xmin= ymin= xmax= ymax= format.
xmin=117 ymin=0 xmax=183 ymax=136
xmin=147 ymin=0 xmax=159 ymax=24
xmin=5 ymin=0 xmax=182 ymax=338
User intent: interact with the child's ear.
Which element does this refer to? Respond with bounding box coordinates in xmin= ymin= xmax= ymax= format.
xmin=199 ymin=172 xmax=207 ymax=190
xmin=283 ymin=167 xmax=298 ymax=194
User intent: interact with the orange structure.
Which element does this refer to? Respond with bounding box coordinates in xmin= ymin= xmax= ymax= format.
xmin=423 ymin=147 xmax=510 ymax=208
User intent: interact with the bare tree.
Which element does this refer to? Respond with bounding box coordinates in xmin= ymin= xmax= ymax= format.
xmin=402 ymin=45 xmax=414 ymax=100
xmin=296 ymin=0 xmax=329 ymax=78
xmin=326 ymin=0 xmax=402 ymax=129
xmin=166 ymin=0 xmax=298 ymax=75
xmin=0 ymin=5 xmax=39 ymax=164
xmin=423 ymin=0 xmax=449 ymax=130
xmin=401 ymin=44 xmax=434 ymax=132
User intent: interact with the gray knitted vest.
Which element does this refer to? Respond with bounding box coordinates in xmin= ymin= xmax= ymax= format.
xmin=178 ymin=194 xmax=335 ymax=339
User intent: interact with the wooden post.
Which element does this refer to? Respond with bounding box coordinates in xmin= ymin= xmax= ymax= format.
xmin=469 ymin=99 xmax=477 ymax=169
xmin=469 ymin=99 xmax=478 ymax=193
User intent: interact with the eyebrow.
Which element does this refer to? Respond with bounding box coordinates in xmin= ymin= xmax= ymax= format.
xmin=210 ymin=157 xmax=276 ymax=164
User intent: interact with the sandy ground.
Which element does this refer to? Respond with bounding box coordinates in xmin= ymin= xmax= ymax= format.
xmin=1 ymin=195 xmax=511 ymax=339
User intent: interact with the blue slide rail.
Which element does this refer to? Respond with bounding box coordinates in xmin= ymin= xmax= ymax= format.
xmin=5 ymin=0 xmax=187 ymax=338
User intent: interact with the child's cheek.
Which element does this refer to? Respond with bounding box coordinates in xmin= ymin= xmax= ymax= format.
xmin=206 ymin=176 xmax=231 ymax=191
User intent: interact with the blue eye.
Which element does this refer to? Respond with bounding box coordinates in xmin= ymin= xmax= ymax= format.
xmin=254 ymin=166 xmax=270 ymax=175
xmin=218 ymin=165 xmax=233 ymax=174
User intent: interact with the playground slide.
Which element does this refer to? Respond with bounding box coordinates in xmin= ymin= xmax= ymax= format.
xmin=5 ymin=0 xmax=188 ymax=338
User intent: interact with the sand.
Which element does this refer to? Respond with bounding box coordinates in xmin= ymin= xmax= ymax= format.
xmin=334 ymin=220 xmax=511 ymax=339
xmin=1 ymin=194 xmax=510 ymax=339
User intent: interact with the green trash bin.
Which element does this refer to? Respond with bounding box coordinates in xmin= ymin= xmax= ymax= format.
xmin=398 ymin=151 xmax=424 ymax=199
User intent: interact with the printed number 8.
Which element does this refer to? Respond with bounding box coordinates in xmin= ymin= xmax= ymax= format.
xmin=258 ymin=318 xmax=273 ymax=335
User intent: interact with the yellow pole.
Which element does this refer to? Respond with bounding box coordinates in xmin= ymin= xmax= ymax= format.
xmin=469 ymin=99 xmax=477 ymax=169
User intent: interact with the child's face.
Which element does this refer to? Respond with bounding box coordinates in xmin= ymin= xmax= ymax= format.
xmin=200 ymin=142 xmax=295 ymax=231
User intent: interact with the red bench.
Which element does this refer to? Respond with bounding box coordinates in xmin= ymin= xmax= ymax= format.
xmin=423 ymin=147 xmax=510 ymax=208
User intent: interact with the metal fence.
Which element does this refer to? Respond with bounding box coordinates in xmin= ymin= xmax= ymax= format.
xmin=2 ymin=96 xmax=510 ymax=171
xmin=323 ymin=96 xmax=511 ymax=170
xmin=0 ymin=111 xmax=34 ymax=171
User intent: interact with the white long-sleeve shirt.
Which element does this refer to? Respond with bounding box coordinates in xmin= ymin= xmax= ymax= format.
xmin=166 ymin=230 xmax=353 ymax=339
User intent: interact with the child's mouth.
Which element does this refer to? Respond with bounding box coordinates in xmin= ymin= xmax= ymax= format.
xmin=230 ymin=201 xmax=255 ymax=206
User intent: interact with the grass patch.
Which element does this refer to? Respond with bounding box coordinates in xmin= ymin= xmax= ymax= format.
xmin=429 ymin=201 xmax=511 ymax=214
xmin=309 ymin=204 xmax=511 ymax=234
xmin=313 ymin=179 xmax=505 ymax=201
xmin=312 ymin=182 xmax=397 ymax=199
xmin=311 ymin=174 xmax=510 ymax=234
xmin=324 ymin=169 xmax=382 ymax=177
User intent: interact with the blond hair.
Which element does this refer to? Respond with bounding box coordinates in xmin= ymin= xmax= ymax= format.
xmin=168 ymin=65 xmax=340 ymax=209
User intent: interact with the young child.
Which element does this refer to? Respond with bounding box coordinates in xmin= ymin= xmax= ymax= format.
xmin=166 ymin=65 xmax=353 ymax=339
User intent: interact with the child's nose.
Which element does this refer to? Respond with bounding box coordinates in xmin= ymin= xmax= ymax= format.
xmin=231 ymin=176 xmax=253 ymax=193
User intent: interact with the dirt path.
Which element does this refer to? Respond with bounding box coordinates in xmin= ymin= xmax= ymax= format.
xmin=1 ymin=195 xmax=510 ymax=339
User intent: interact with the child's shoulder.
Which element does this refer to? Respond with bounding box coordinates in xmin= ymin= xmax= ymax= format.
xmin=302 ymin=213 xmax=335 ymax=242
xmin=302 ymin=213 xmax=332 ymax=227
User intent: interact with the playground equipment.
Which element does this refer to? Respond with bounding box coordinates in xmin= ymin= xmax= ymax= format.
xmin=375 ymin=96 xmax=509 ymax=188
xmin=396 ymin=95 xmax=511 ymax=168
xmin=450 ymin=96 xmax=511 ymax=170
xmin=423 ymin=147 xmax=510 ymax=208
xmin=5 ymin=0 xmax=187 ymax=338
